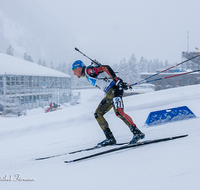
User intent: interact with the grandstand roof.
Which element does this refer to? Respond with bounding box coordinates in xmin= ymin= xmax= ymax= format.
xmin=0 ymin=53 xmax=70 ymax=78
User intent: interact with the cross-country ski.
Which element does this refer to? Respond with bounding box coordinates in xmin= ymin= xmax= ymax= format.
xmin=64 ymin=134 xmax=188 ymax=163
xmin=35 ymin=142 xmax=128 ymax=160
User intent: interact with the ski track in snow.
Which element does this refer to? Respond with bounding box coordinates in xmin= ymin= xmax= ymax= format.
xmin=0 ymin=86 xmax=200 ymax=190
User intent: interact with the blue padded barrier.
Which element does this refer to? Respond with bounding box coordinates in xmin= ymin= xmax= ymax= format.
xmin=145 ymin=106 xmax=196 ymax=126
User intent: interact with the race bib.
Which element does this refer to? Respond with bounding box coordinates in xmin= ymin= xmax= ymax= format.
xmin=113 ymin=97 xmax=123 ymax=109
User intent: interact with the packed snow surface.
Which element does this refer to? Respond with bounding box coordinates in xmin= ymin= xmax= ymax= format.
xmin=0 ymin=85 xmax=200 ymax=190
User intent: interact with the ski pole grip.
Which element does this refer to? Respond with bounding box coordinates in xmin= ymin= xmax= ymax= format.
xmin=75 ymin=47 xmax=79 ymax=51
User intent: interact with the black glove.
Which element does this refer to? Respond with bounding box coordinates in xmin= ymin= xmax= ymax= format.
xmin=114 ymin=77 xmax=128 ymax=90
xmin=120 ymin=82 xmax=129 ymax=90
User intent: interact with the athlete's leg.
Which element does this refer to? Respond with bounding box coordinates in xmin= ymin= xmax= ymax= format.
xmin=94 ymin=89 xmax=116 ymax=146
xmin=112 ymin=96 xmax=145 ymax=143
xmin=112 ymin=96 xmax=135 ymax=127
xmin=94 ymin=96 xmax=113 ymax=131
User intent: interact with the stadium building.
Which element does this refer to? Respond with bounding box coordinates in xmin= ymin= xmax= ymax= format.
xmin=0 ymin=53 xmax=71 ymax=115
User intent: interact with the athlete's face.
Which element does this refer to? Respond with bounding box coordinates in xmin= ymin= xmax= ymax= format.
xmin=73 ymin=67 xmax=82 ymax=78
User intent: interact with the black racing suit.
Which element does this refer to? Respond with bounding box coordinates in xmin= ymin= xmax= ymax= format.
xmin=85 ymin=65 xmax=136 ymax=132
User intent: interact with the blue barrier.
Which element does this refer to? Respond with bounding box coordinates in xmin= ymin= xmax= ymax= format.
xmin=145 ymin=106 xmax=196 ymax=126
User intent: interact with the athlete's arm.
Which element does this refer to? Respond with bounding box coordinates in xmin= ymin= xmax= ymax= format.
xmin=101 ymin=65 xmax=116 ymax=79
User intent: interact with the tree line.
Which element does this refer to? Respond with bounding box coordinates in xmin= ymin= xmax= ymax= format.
xmin=55 ymin=54 xmax=172 ymax=87
xmin=6 ymin=44 xmax=199 ymax=87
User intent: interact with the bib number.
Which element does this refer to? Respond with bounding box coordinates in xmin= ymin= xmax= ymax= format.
xmin=113 ymin=97 xmax=123 ymax=109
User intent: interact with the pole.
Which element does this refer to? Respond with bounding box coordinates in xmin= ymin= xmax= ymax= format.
xmin=140 ymin=69 xmax=200 ymax=84
xmin=187 ymin=31 xmax=189 ymax=52
xmin=130 ymin=54 xmax=200 ymax=86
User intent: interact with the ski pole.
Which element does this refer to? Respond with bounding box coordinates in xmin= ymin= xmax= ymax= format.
xmin=139 ymin=69 xmax=200 ymax=84
xmin=75 ymin=47 xmax=102 ymax=66
xmin=130 ymin=54 xmax=200 ymax=86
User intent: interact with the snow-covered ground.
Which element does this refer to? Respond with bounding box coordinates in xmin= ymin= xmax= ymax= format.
xmin=0 ymin=85 xmax=200 ymax=190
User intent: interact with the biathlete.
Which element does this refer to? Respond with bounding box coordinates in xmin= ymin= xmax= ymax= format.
xmin=72 ymin=60 xmax=145 ymax=147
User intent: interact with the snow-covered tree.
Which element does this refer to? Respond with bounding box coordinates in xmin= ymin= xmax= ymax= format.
xmin=42 ymin=61 xmax=46 ymax=66
xmin=127 ymin=54 xmax=139 ymax=83
xmin=118 ymin=58 xmax=129 ymax=82
xmin=62 ymin=62 xmax=67 ymax=73
xmin=164 ymin=60 xmax=170 ymax=69
xmin=139 ymin=56 xmax=148 ymax=73
xmin=56 ymin=63 xmax=62 ymax=72
xmin=6 ymin=45 xmax=14 ymax=56
xmin=24 ymin=52 xmax=33 ymax=62
xmin=38 ymin=59 xmax=42 ymax=65
xmin=147 ymin=60 xmax=155 ymax=73
xmin=49 ymin=61 xmax=54 ymax=69
xmin=112 ymin=63 xmax=119 ymax=75
xmin=154 ymin=59 xmax=160 ymax=72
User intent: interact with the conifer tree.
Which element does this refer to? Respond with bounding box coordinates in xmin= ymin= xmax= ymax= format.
xmin=118 ymin=58 xmax=129 ymax=82
xmin=38 ymin=59 xmax=42 ymax=65
xmin=62 ymin=62 xmax=67 ymax=73
xmin=56 ymin=63 xmax=62 ymax=71
xmin=42 ymin=61 xmax=46 ymax=66
xmin=164 ymin=60 xmax=170 ymax=70
xmin=147 ymin=60 xmax=154 ymax=73
xmin=139 ymin=56 xmax=148 ymax=73
xmin=49 ymin=61 xmax=54 ymax=69
xmin=24 ymin=52 xmax=33 ymax=62
xmin=6 ymin=45 xmax=14 ymax=56
xmin=127 ymin=54 xmax=139 ymax=83
xmin=112 ymin=63 xmax=119 ymax=73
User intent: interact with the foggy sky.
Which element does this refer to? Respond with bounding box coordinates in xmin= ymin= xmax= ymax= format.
xmin=38 ymin=0 xmax=200 ymax=65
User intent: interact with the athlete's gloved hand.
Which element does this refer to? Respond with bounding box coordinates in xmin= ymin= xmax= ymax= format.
xmin=114 ymin=77 xmax=128 ymax=90
xmin=128 ymin=85 xmax=132 ymax=90
xmin=121 ymin=82 xmax=129 ymax=90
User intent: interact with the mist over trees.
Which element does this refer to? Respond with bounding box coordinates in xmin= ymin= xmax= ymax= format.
xmin=0 ymin=0 xmax=75 ymax=64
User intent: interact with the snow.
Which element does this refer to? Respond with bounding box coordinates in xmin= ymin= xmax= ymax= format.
xmin=0 ymin=85 xmax=200 ymax=190
xmin=0 ymin=53 xmax=70 ymax=77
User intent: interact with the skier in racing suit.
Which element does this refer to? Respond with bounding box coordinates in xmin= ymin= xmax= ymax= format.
xmin=72 ymin=60 xmax=145 ymax=146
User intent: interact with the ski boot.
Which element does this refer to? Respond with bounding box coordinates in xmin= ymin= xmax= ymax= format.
xmin=97 ymin=128 xmax=116 ymax=147
xmin=129 ymin=125 xmax=145 ymax=144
